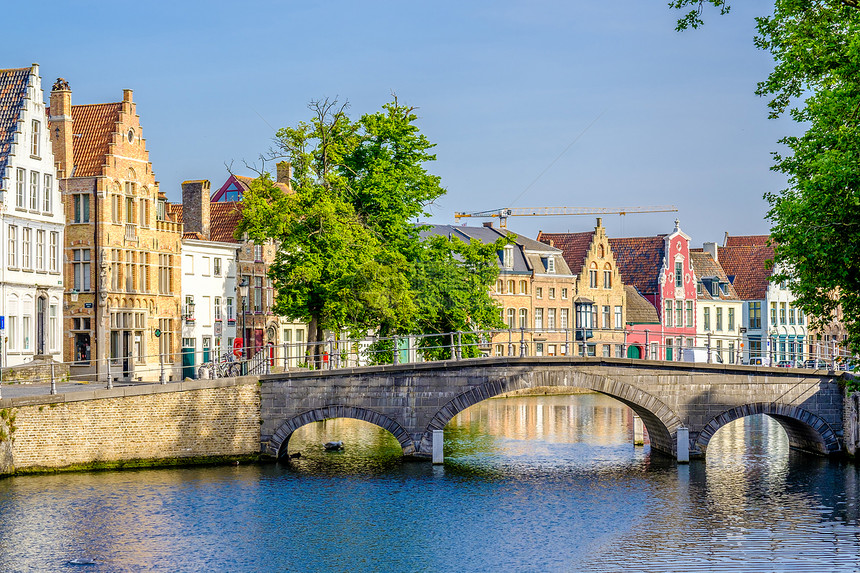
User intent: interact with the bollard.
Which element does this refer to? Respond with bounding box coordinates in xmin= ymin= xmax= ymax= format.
xmin=50 ymin=361 xmax=56 ymax=395
xmin=106 ymin=357 xmax=113 ymax=389
xmin=432 ymin=429 xmax=444 ymax=464
xmin=676 ymin=427 xmax=689 ymax=463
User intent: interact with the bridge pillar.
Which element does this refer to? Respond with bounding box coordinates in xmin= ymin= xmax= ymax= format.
xmin=676 ymin=427 xmax=689 ymax=464
xmin=432 ymin=430 xmax=444 ymax=464
xmin=633 ymin=414 xmax=644 ymax=446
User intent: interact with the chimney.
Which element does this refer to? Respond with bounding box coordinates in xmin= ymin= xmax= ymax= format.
xmin=723 ymin=231 xmax=729 ymax=246
xmin=276 ymin=161 xmax=292 ymax=186
xmin=49 ymin=78 xmax=73 ymax=178
xmin=548 ymin=239 xmax=554 ymax=248
xmin=703 ymin=242 xmax=718 ymax=262
xmin=596 ymin=217 xmax=602 ymax=228
xmin=483 ymin=221 xmax=493 ymax=228
xmin=182 ymin=180 xmax=211 ymax=239
xmin=123 ymin=89 xmax=133 ymax=103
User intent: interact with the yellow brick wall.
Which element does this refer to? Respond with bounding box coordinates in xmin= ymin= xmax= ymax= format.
xmin=4 ymin=382 xmax=260 ymax=471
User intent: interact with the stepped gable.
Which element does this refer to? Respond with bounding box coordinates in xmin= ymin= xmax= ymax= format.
xmin=724 ymin=234 xmax=770 ymax=247
xmin=537 ymin=230 xmax=594 ymax=275
xmin=0 ymin=67 xmax=30 ymax=175
xmin=607 ymin=236 xmax=665 ymax=295
xmin=69 ymin=102 xmax=123 ymax=177
xmin=718 ymin=244 xmax=775 ymax=300
xmin=690 ymin=251 xmax=739 ymax=300
xmin=624 ymin=285 xmax=659 ymax=324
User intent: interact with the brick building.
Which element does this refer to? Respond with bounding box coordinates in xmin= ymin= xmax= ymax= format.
xmin=50 ymin=81 xmax=182 ymax=382
xmin=538 ymin=218 xmax=627 ymax=358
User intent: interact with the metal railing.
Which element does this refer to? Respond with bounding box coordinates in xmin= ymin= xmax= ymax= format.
xmin=0 ymin=327 xmax=855 ymax=400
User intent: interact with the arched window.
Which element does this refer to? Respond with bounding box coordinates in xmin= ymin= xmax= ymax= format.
xmin=506 ymin=308 xmax=516 ymax=328
xmin=496 ymin=280 xmax=503 ymax=293
xmin=519 ymin=280 xmax=528 ymax=294
xmin=598 ymin=244 xmax=605 ymax=258
xmin=507 ymin=279 xmax=515 ymax=294
xmin=603 ymin=263 xmax=612 ymax=289
xmin=589 ymin=261 xmax=598 ymax=289
xmin=519 ymin=309 xmax=528 ymax=329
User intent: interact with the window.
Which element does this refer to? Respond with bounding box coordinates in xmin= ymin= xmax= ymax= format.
xmin=22 ymin=315 xmax=30 ymax=350
xmin=214 ymin=258 xmax=222 ymax=277
xmin=549 ymin=288 xmax=556 ymax=300
xmin=518 ymin=309 xmax=528 ymax=329
xmin=561 ymin=308 xmax=569 ymax=329
xmin=665 ymin=300 xmax=673 ymax=327
xmin=686 ymin=300 xmax=693 ymax=327
xmin=507 ymin=279 xmax=515 ymax=294
xmin=111 ymin=193 xmax=120 ymax=223
xmin=31 ymin=120 xmax=40 ymax=156
xmin=254 ymin=243 xmax=263 ymax=261
xmin=716 ymin=307 xmax=723 ymax=331
xmin=184 ymin=295 xmax=195 ymax=321
xmin=728 ymin=308 xmax=735 ymax=331
xmin=507 ymin=308 xmax=516 ymax=328
xmin=536 ymin=287 xmax=543 ymax=299
xmin=214 ymin=297 xmax=222 ymax=321
xmin=141 ymin=252 xmax=149 ymax=292
xmin=139 ymin=199 xmax=149 ymax=227
xmin=49 ymin=304 xmax=58 ymax=352
xmin=729 ymin=342 xmax=735 ymax=364
xmin=697 ymin=282 xmax=703 ymax=296
xmin=576 ymin=303 xmax=593 ymax=329
xmin=125 ymin=196 xmax=135 ymax=224
xmin=704 ymin=307 xmax=711 ymax=331
xmin=535 ymin=308 xmax=544 ymax=329
xmin=779 ymin=302 xmax=787 ymax=324
xmin=254 ymin=277 xmax=263 ymax=312
xmin=604 ymin=270 xmax=612 ymax=289
xmin=227 ymin=297 xmax=234 ymax=321
xmin=49 ymin=232 xmax=59 ymax=272
xmin=7 ymin=225 xmax=16 ymax=267
xmin=545 ymin=257 xmax=555 ymax=273
xmin=675 ymin=261 xmax=683 ymax=288
xmin=789 ymin=307 xmax=796 ymax=325
xmin=561 ymin=288 xmax=568 ymax=299
xmin=30 ymin=171 xmax=39 ymax=210
xmin=602 ymin=306 xmax=610 ymax=329
xmin=43 ymin=174 xmax=52 ymax=212
xmin=615 ymin=306 xmax=623 ymax=329
xmin=73 ymin=249 xmax=91 ymax=291
xmin=8 ymin=315 xmax=17 ymax=351
xmin=676 ymin=301 xmax=683 ymax=327
xmin=749 ymin=302 xmax=762 ymax=329
xmin=503 ymin=245 xmax=514 ymax=270
xmin=159 ymin=254 xmax=172 ymax=293
xmin=770 ymin=302 xmax=778 ymax=325
xmin=589 ymin=269 xmax=598 ymax=288
xmin=16 ymin=168 xmax=25 ymax=208
xmin=496 ymin=280 xmax=503 ymax=293
xmin=547 ymin=308 xmax=556 ymax=329
xmin=74 ymin=194 xmax=90 ymax=223
xmin=22 ymin=227 xmax=31 ymax=269
xmin=125 ymin=251 xmax=134 ymax=292
xmin=35 ymin=230 xmax=44 ymax=270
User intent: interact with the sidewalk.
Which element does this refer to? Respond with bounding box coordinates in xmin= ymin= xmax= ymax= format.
xmin=0 ymin=380 xmax=155 ymax=399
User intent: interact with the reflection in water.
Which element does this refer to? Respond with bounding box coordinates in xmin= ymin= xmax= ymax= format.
xmin=0 ymin=394 xmax=857 ymax=572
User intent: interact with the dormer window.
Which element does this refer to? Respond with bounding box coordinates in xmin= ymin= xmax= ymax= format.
xmin=545 ymin=256 xmax=555 ymax=273
xmin=503 ymin=245 xmax=514 ymax=270
xmin=696 ymin=282 xmax=703 ymax=295
xmin=710 ymin=281 xmax=719 ymax=296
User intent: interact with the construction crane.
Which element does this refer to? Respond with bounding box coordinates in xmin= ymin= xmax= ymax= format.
xmin=453 ymin=205 xmax=679 ymax=229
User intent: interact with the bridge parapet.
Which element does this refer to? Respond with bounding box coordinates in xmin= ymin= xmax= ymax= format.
xmin=260 ymin=356 xmax=847 ymax=461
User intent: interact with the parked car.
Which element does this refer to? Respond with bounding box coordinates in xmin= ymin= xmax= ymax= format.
xmin=776 ymin=360 xmax=798 ymax=368
xmin=803 ymin=359 xmax=828 ymax=370
xmin=682 ymin=348 xmax=724 ymax=364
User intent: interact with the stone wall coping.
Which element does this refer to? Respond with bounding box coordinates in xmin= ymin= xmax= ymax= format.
xmin=0 ymin=376 xmax=258 ymax=408
xmin=259 ymin=356 xmax=844 ymax=383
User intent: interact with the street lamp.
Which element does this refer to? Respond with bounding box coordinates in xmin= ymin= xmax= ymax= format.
xmin=238 ymin=278 xmax=249 ymax=371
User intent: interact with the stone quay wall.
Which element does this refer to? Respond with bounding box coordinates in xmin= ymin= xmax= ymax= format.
xmin=0 ymin=378 xmax=260 ymax=476
xmin=846 ymin=390 xmax=860 ymax=459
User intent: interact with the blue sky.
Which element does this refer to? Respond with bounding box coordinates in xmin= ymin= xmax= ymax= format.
xmin=7 ymin=1 xmax=789 ymax=244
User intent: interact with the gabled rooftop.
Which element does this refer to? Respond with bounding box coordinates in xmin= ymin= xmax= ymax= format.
xmin=690 ymin=251 xmax=740 ymax=301
xmin=69 ymin=102 xmax=123 ymax=177
xmin=718 ymin=244 xmax=775 ymax=300
xmin=608 ymin=236 xmax=666 ymax=295
xmin=0 ymin=66 xmax=31 ymax=178
xmin=537 ymin=231 xmax=595 ymax=276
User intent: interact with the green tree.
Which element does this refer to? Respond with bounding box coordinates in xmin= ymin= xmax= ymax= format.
xmin=239 ymin=98 xmax=505 ymax=364
xmin=671 ymin=0 xmax=860 ymax=360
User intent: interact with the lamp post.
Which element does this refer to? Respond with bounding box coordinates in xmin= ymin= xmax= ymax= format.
xmin=238 ymin=278 xmax=248 ymax=374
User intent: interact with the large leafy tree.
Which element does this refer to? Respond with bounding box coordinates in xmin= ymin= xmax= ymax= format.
xmin=239 ymin=98 xmax=505 ymax=364
xmin=671 ymin=0 xmax=860 ymax=363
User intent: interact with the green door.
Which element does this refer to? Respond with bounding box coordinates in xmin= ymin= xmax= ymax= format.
xmin=627 ymin=345 xmax=641 ymax=359
xmin=182 ymin=347 xmax=196 ymax=379
xmin=666 ymin=346 xmax=673 ymax=361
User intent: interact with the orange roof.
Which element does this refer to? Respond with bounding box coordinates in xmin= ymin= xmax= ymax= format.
xmin=0 ymin=67 xmax=30 ymax=174
xmin=71 ymin=102 xmax=122 ymax=177
xmin=724 ymin=234 xmax=770 ymax=247
xmin=537 ymin=231 xmax=595 ymax=276
xmin=167 ymin=203 xmax=183 ymax=223
xmin=210 ymin=201 xmax=244 ymax=243
xmin=718 ymin=244 xmax=775 ymax=300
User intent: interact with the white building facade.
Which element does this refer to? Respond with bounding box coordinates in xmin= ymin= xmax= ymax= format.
xmin=0 ymin=64 xmax=64 ymax=367
xmin=180 ymin=237 xmax=239 ymax=376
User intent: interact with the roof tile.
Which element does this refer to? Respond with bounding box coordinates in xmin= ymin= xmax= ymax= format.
xmin=537 ymin=231 xmax=595 ymax=275
xmin=608 ymin=236 xmax=666 ymax=295
xmin=717 ymin=244 xmax=775 ymax=300
xmin=71 ymin=102 xmax=122 ymax=177
xmin=0 ymin=67 xmax=30 ymax=178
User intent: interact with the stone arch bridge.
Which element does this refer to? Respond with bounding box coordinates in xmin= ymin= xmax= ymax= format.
xmin=259 ymin=357 xmax=849 ymax=461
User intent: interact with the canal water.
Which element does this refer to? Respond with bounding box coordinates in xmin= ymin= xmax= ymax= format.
xmin=0 ymin=393 xmax=858 ymax=572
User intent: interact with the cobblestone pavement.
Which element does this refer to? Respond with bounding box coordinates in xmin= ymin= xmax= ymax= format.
xmin=0 ymin=381 xmax=157 ymax=399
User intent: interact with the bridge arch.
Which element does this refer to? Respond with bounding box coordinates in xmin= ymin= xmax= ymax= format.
xmin=420 ymin=369 xmax=684 ymax=457
xmin=267 ymin=406 xmax=415 ymax=459
xmin=696 ymin=403 xmax=842 ymax=456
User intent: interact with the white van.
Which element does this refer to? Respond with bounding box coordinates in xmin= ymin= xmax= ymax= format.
xmin=682 ymin=348 xmax=723 ymax=364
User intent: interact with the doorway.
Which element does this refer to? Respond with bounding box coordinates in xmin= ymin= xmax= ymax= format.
xmin=36 ymin=296 xmax=46 ymax=355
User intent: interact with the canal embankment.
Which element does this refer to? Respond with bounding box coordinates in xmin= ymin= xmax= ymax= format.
xmin=0 ymin=377 xmax=261 ymax=476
